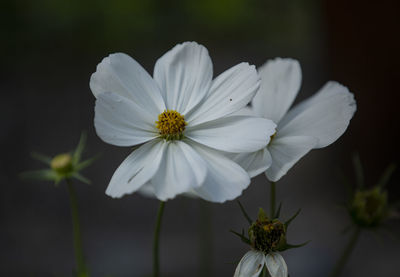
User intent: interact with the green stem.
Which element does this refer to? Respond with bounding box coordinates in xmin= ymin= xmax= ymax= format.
xmin=199 ymin=201 xmax=213 ymax=277
xmin=329 ymin=227 xmax=361 ymax=277
xmin=66 ymin=179 xmax=88 ymax=277
xmin=153 ymin=201 xmax=165 ymax=277
xmin=270 ymin=181 xmax=276 ymax=219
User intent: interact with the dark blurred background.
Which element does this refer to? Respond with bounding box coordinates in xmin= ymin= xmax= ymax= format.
xmin=2 ymin=0 xmax=400 ymax=276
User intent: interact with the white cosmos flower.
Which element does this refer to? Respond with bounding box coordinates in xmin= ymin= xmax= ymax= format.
xmin=233 ymin=58 xmax=357 ymax=182
xmin=234 ymin=250 xmax=288 ymax=277
xmin=90 ymin=42 xmax=276 ymax=202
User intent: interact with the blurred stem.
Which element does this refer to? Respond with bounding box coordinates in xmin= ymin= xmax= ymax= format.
xmin=329 ymin=227 xmax=361 ymax=277
xmin=153 ymin=201 xmax=165 ymax=277
xmin=270 ymin=182 xmax=276 ymax=219
xmin=66 ymin=179 xmax=88 ymax=277
xmin=199 ymin=201 xmax=213 ymax=277
xmin=261 ymin=265 xmax=269 ymax=277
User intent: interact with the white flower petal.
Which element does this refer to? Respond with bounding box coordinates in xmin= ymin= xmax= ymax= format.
xmin=265 ymin=253 xmax=288 ymax=277
xmin=252 ymin=58 xmax=301 ymax=123
xmin=95 ymin=92 xmax=157 ymax=146
xmin=105 ymin=140 xmax=164 ymax=198
xmin=234 ymin=250 xmax=265 ymax=277
xmin=277 ymin=81 xmax=356 ymax=148
xmin=234 ymin=106 xmax=256 ymax=116
xmin=186 ymin=116 xmax=276 ymax=153
xmin=231 ymin=148 xmax=272 ymax=178
xmin=187 ymin=62 xmax=260 ymax=125
xmin=90 ymin=53 xmax=165 ymax=115
xmin=153 ymin=42 xmax=212 ymax=114
xmin=188 ymin=142 xmax=250 ymax=203
xmin=137 ymin=182 xmax=155 ymax=198
xmin=266 ymin=136 xmax=318 ymax=182
xmin=151 ymin=140 xmax=207 ymax=201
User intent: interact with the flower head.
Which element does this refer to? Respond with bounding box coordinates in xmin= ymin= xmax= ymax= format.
xmin=20 ymin=133 xmax=96 ymax=185
xmin=232 ymin=207 xmax=305 ymax=277
xmin=233 ymin=58 xmax=356 ymax=181
xmin=90 ymin=42 xmax=276 ymax=202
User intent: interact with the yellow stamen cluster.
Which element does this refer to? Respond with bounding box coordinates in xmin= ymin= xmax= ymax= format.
xmin=263 ymin=224 xmax=275 ymax=232
xmin=156 ymin=110 xmax=187 ymax=140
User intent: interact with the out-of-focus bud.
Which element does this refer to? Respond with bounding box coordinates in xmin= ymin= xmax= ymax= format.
xmin=20 ymin=132 xmax=99 ymax=185
xmin=51 ymin=153 xmax=73 ymax=175
xmin=350 ymin=187 xmax=388 ymax=228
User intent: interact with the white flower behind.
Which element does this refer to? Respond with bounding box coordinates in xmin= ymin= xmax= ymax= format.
xmin=90 ymin=42 xmax=276 ymax=202
xmin=234 ymin=58 xmax=357 ymax=181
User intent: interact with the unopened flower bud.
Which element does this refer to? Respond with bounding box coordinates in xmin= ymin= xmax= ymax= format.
xmin=51 ymin=153 xmax=73 ymax=176
xmin=350 ymin=187 xmax=388 ymax=227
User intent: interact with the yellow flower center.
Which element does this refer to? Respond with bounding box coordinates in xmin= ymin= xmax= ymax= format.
xmin=156 ymin=110 xmax=187 ymax=140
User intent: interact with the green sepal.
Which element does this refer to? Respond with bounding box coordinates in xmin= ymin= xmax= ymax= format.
xmin=72 ymin=132 xmax=87 ymax=165
xmin=352 ymin=153 xmax=364 ymax=188
xmin=276 ymin=240 xmax=310 ymax=252
xmin=73 ymin=173 xmax=91 ymax=184
xmin=230 ymin=229 xmax=251 ymax=245
xmin=258 ymin=207 xmax=268 ymax=221
xmin=377 ymin=163 xmax=396 ymax=188
xmin=275 ymin=202 xmax=283 ymax=219
xmin=31 ymin=152 xmax=52 ymax=165
xmin=237 ymin=201 xmax=253 ymax=225
xmin=19 ymin=169 xmax=57 ymax=182
xmin=285 ymin=208 xmax=301 ymax=229
xmin=75 ymin=154 xmax=101 ymax=171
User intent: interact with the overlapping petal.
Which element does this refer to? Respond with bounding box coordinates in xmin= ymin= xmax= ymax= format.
xmin=234 ymin=250 xmax=265 ymax=277
xmin=90 ymin=53 xmax=165 ymax=116
xmin=277 ymin=81 xmax=357 ymax=148
xmin=151 ymin=140 xmax=207 ymax=201
xmin=95 ymin=92 xmax=157 ymax=146
xmin=265 ymin=253 xmax=288 ymax=277
xmin=231 ymin=148 xmax=272 ymax=178
xmin=252 ymin=58 xmax=301 ymax=123
xmin=266 ymin=136 xmax=318 ymax=182
xmin=186 ymin=116 xmax=276 ymax=153
xmin=188 ymin=62 xmax=260 ymax=125
xmin=189 ymin=142 xmax=250 ymax=203
xmin=153 ymin=42 xmax=212 ymax=114
xmin=105 ymin=140 xmax=164 ymax=198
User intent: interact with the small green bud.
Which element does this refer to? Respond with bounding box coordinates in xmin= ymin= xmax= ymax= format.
xmin=51 ymin=153 xmax=73 ymax=176
xmin=21 ymin=132 xmax=97 ymax=185
xmin=248 ymin=209 xmax=286 ymax=254
xmin=350 ymin=187 xmax=388 ymax=227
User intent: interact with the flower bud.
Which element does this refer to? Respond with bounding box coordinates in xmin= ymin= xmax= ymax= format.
xmin=51 ymin=153 xmax=73 ymax=176
xmin=248 ymin=208 xmax=286 ymax=254
xmin=350 ymin=187 xmax=388 ymax=227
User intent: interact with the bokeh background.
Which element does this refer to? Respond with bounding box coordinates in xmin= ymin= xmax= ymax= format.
xmin=2 ymin=0 xmax=400 ymax=276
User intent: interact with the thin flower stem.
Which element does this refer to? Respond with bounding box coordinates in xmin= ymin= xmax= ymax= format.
xmin=270 ymin=181 xmax=276 ymax=219
xmin=329 ymin=227 xmax=361 ymax=277
xmin=153 ymin=201 xmax=166 ymax=277
xmin=66 ymin=179 xmax=88 ymax=277
xmin=199 ymin=201 xmax=213 ymax=276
